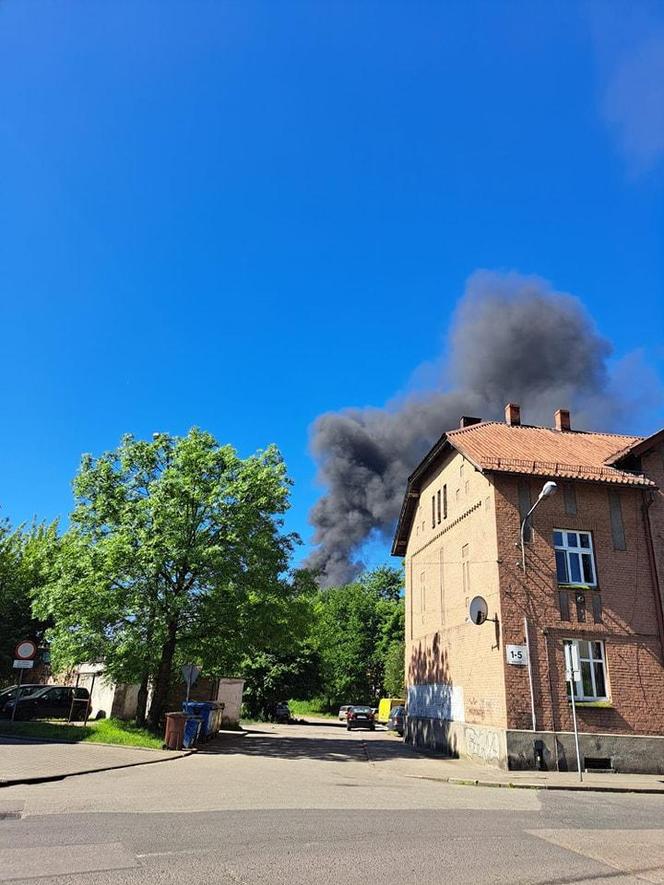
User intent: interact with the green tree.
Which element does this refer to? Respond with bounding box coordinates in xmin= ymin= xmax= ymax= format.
xmin=382 ymin=640 xmax=405 ymax=697
xmin=34 ymin=429 xmax=297 ymax=728
xmin=311 ymin=566 xmax=404 ymax=707
xmin=0 ymin=522 xmax=54 ymax=681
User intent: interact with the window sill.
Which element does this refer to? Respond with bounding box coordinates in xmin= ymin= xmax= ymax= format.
xmin=558 ymin=583 xmax=598 ymax=591
xmin=569 ymin=700 xmax=613 ymax=709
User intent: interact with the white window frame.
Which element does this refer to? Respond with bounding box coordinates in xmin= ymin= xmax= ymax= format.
xmin=564 ymin=638 xmax=608 ymax=701
xmin=554 ymin=529 xmax=597 ymax=587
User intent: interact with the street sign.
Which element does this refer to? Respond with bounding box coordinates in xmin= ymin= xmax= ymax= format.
xmin=181 ymin=664 xmax=200 ymax=686
xmin=182 ymin=664 xmax=201 ymax=703
xmin=13 ymin=659 xmax=34 ymax=669
xmin=506 ymin=644 xmax=527 ymax=666
xmin=14 ymin=640 xmax=37 ymax=661
xmin=564 ymin=642 xmax=580 ymax=682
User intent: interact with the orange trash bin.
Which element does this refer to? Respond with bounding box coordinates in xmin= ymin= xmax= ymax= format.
xmin=164 ymin=711 xmax=187 ymax=750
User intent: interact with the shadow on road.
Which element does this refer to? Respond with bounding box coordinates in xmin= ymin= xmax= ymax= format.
xmin=199 ymin=729 xmax=417 ymax=764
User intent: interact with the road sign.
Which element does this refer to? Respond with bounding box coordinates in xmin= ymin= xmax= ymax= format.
xmin=14 ymin=640 xmax=37 ymax=661
xmin=506 ymin=644 xmax=527 ymax=666
xmin=564 ymin=642 xmax=580 ymax=682
xmin=181 ymin=664 xmax=200 ymax=686
xmin=13 ymin=659 xmax=34 ymax=669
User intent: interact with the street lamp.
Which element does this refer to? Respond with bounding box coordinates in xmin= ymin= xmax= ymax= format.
xmin=520 ymin=480 xmax=558 ymax=573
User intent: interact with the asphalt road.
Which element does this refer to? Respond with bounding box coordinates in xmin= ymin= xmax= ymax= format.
xmin=1 ymin=718 xmax=664 ymax=884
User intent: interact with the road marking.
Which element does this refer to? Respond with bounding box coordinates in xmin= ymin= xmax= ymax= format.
xmin=0 ymin=842 xmax=136 ymax=881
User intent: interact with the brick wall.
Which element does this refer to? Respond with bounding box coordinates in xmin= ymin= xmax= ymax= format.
xmin=494 ymin=474 xmax=664 ymax=737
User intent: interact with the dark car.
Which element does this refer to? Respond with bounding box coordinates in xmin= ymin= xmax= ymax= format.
xmin=386 ymin=705 xmax=405 ymax=736
xmin=2 ymin=685 xmax=90 ymax=721
xmin=274 ymin=702 xmax=291 ymax=723
xmin=346 ymin=705 xmax=375 ymax=731
xmin=0 ymin=684 xmax=43 ymax=712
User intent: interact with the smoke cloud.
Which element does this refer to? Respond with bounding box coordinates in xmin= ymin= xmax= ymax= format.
xmin=306 ymin=271 xmax=656 ymax=586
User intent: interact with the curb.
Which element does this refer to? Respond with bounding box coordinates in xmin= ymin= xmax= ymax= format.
xmin=0 ymin=734 xmax=172 ymax=752
xmin=0 ymin=749 xmax=193 ymax=789
xmin=409 ymin=774 xmax=664 ymax=794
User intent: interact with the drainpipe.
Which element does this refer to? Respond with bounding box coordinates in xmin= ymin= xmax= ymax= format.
xmin=642 ymin=491 xmax=664 ymax=664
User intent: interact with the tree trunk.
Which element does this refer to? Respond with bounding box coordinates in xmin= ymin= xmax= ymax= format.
xmin=147 ymin=620 xmax=178 ymax=730
xmin=135 ymin=672 xmax=149 ymax=727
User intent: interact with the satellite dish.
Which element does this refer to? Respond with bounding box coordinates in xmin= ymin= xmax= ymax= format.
xmin=468 ymin=596 xmax=489 ymax=625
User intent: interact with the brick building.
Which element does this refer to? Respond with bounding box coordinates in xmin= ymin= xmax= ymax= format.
xmin=391 ymin=404 xmax=664 ymax=773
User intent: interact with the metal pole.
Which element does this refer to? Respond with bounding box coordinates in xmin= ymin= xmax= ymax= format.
xmin=186 ymin=673 xmax=191 ymax=703
xmin=84 ymin=673 xmax=96 ymax=727
xmin=10 ymin=668 xmax=24 ymax=723
xmin=68 ymin=673 xmax=80 ymax=723
xmin=568 ymin=676 xmax=583 ymax=782
xmin=524 ymin=617 xmax=537 ymax=731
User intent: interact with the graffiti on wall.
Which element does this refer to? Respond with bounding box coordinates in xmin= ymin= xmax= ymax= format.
xmin=407 ymin=683 xmax=464 ymax=722
xmin=464 ymin=725 xmax=500 ymax=764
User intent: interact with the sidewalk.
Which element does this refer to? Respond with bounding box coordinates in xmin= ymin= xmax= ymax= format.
xmin=0 ymin=736 xmax=189 ymax=787
xmin=366 ymin=737 xmax=664 ymax=793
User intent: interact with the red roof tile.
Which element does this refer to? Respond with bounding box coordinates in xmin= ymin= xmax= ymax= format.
xmin=446 ymin=422 xmax=653 ymax=487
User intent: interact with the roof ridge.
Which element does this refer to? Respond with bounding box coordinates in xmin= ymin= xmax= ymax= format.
xmin=448 ymin=422 xmax=642 ymax=441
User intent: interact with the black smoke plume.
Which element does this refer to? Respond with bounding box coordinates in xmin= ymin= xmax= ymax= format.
xmin=306 ymin=271 xmax=655 ymax=586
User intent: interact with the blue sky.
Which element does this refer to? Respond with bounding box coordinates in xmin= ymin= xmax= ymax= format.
xmin=1 ymin=1 xmax=662 ymax=566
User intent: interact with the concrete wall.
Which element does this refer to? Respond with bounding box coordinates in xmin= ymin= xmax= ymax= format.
xmin=506 ymin=728 xmax=664 ymax=775
xmin=404 ymin=450 xmax=506 ymax=735
xmin=406 ymin=717 xmax=508 ymax=768
xmin=215 ymin=678 xmax=244 ymax=725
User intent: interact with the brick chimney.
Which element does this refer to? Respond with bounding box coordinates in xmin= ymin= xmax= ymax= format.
xmin=555 ymin=409 xmax=571 ymax=432
xmin=505 ymin=403 xmax=521 ymax=426
xmin=459 ymin=416 xmax=482 ymax=428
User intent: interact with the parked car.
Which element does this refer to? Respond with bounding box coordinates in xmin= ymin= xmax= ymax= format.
xmin=1 ymin=685 xmax=90 ymax=721
xmin=338 ymin=705 xmax=352 ymax=722
xmin=386 ymin=705 xmax=405 ymax=736
xmin=346 ymin=705 xmax=375 ymax=731
xmin=274 ymin=702 xmax=291 ymax=723
xmin=0 ymin=684 xmax=43 ymax=712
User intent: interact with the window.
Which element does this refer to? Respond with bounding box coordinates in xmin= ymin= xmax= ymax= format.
xmin=563 ymin=482 xmax=577 ymax=516
xmin=443 ymin=484 xmax=448 ymax=519
xmin=420 ymin=571 xmax=426 ymax=622
xmin=608 ymin=490 xmax=626 ymax=551
xmin=518 ymin=481 xmax=532 ymax=542
xmin=432 ymin=495 xmax=436 ymax=529
xmin=437 ymin=489 xmax=441 ymax=524
xmin=461 ymin=544 xmax=470 ymax=596
xmin=564 ymin=639 xmax=607 ymax=701
xmin=554 ymin=530 xmax=597 ymax=586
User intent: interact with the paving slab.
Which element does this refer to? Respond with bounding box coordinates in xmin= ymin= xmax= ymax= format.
xmin=0 ymin=736 xmax=188 ymax=786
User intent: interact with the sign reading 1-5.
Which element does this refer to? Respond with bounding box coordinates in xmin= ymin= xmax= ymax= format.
xmin=506 ymin=644 xmax=527 ymax=666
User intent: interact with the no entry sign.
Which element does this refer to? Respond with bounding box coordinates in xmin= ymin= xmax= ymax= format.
xmin=14 ymin=640 xmax=37 ymax=661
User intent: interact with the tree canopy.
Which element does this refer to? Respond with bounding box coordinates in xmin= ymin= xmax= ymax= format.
xmin=0 ymin=521 xmax=54 ymax=681
xmin=34 ymin=429 xmax=299 ymax=726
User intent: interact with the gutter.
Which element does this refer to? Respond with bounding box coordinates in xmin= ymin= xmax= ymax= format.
xmin=642 ymin=491 xmax=664 ymax=664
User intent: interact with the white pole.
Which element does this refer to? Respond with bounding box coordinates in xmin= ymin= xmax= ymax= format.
xmin=568 ymin=677 xmax=583 ymax=782
xmin=10 ymin=668 xmax=24 ymax=724
xmin=524 ymin=617 xmax=537 ymax=731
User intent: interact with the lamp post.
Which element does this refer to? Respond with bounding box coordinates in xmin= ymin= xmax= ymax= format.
xmin=520 ymin=480 xmax=558 ymax=574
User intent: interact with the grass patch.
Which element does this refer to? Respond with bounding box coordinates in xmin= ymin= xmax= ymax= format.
xmin=288 ymin=699 xmax=337 ymax=718
xmin=0 ymin=718 xmax=164 ymax=750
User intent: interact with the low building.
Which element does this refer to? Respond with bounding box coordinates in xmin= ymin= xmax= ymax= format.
xmin=392 ymin=404 xmax=664 ymax=773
